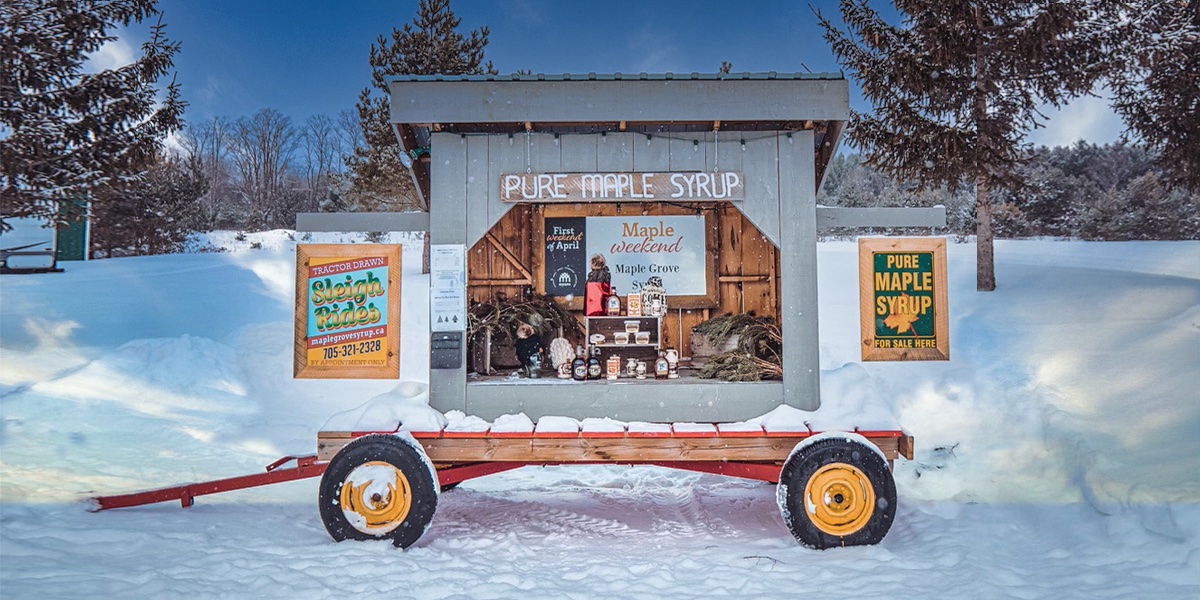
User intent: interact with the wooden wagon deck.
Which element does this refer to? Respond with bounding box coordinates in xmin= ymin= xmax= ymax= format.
xmin=317 ymin=424 xmax=914 ymax=472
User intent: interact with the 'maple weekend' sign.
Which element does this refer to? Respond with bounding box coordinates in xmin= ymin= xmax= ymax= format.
xmin=859 ymin=238 xmax=949 ymax=361
xmin=543 ymin=215 xmax=707 ymax=298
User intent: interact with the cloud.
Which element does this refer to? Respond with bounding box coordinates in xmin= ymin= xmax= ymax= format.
xmin=198 ymin=74 xmax=222 ymax=102
xmin=505 ymin=0 xmax=544 ymax=25
xmin=85 ymin=36 xmax=135 ymax=72
xmin=627 ymin=25 xmax=681 ymax=74
xmin=1029 ymin=93 xmax=1126 ymax=148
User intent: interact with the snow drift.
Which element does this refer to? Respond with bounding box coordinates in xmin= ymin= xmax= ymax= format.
xmin=1 ymin=233 xmax=1197 ymax=597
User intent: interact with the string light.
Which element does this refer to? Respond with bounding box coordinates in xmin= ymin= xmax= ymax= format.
xmin=713 ymin=130 xmax=720 ymax=172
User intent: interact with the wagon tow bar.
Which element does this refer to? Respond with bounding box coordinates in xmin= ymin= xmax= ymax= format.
xmin=88 ymin=455 xmax=328 ymax=511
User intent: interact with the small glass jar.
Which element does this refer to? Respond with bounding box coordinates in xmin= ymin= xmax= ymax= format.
xmin=606 ymin=355 xmax=620 ymax=380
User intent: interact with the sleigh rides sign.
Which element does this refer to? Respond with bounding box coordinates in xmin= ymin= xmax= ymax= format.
xmin=294 ymin=244 xmax=402 ymax=379
xmin=859 ymin=238 xmax=949 ymax=361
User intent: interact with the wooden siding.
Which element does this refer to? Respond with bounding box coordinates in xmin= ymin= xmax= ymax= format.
xmin=468 ymin=202 xmax=779 ymax=359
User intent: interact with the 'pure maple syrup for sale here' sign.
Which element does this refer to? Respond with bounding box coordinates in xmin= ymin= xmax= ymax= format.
xmin=858 ymin=238 xmax=950 ymax=361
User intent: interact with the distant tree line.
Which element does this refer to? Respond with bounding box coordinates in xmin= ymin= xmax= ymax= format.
xmin=5 ymin=0 xmax=1197 ymax=260
xmin=84 ymin=108 xmax=365 ymax=257
xmin=820 ymin=143 xmax=1199 ymax=241
xmin=89 ymin=0 xmax=493 ymax=257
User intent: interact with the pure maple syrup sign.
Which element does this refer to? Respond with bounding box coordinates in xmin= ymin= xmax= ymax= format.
xmin=859 ymin=238 xmax=950 ymax=361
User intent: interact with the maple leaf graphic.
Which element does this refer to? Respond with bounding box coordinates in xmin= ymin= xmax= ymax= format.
xmin=883 ymin=311 xmax=919 ymax=335
xmin=882 ymin=293 xmax=920 ymax=335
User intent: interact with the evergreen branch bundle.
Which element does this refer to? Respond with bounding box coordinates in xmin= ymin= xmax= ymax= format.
xmin=466 ymin=293 xmax=582 ymax=346
xmin=694 ymin=313 xmax=782 ymax=382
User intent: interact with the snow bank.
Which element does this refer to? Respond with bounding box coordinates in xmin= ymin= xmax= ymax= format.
xmin=321 ymin=382 xmax=445 ymax=432
xmin=817 ymin=240 xmax=1200 ymax=505
xmin=1 ymin=238 xmax=1198 ymax=597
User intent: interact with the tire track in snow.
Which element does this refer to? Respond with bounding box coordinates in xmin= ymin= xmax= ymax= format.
xmin=433 ymin=492 xmax=638 ymax=541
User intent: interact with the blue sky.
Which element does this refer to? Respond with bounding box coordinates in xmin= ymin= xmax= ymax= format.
xmin=95 ymin=0 xmax=1121 ymax=148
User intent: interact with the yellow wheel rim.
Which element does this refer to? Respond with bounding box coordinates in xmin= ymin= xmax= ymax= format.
xmin=803 ymin=462 xmax=876 ymax=536
xmin=339 ymin=461 xmax=412 ymax=535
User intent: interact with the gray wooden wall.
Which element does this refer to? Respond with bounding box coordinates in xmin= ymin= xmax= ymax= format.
xmin=430 ymin=130 xmax=820 ymax=420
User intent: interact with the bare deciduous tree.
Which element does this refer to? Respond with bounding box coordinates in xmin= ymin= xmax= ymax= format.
xmin=227 ymin=108 xmax=302 ymax=229
xmin=180 ymin=116 xmax=234 ymax=228
xmin=301 ymin=113 xmax=340 ymax=204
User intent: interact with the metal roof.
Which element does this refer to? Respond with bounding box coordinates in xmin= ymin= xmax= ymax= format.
xmin=387 ymin=72 xmax=844 ymax=83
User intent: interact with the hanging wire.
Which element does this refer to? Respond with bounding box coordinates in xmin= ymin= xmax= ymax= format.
xmin=443 ymin=129 xmax=787 ymax=144
xmin=713 ymin=129 xmax=720 ymax=173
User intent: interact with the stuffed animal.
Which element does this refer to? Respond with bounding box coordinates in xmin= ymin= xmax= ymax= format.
xmin=585 ymin=254 xmax=613 ymax=316
xmin=514 ymin=322 xmax=545 ymax=375
xmin=586 ymin=254 xmax=611 ymax=284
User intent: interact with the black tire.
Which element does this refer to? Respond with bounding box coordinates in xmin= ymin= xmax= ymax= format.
xmin=777 ymin=435 xmax=897 ymax=549
xmin=318 ymin=434 xmax=438 ymax=548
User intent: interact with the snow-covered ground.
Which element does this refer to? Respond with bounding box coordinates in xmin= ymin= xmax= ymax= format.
xmin=2 ymin=233 xmax=1198 ymax=598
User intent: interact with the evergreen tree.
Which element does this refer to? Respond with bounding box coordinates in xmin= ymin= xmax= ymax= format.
xmin=0 ymin=0 xmax=185 ymax=229
xmin=344 ymin=0 xmax=494 ymax=211
xmin=816 ymin=0 xmax=1111 ymax=290
xmin=91 ymin=151 xmax=205 ymax=257
xmin=1108 ymin=0 xmax=1200 ymax=191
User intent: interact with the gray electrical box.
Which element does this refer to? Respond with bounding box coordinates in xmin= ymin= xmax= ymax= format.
xmin=431 ymin=332 xmax=462 ymax=369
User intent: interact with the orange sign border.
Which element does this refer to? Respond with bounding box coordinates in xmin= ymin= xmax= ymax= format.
xmin=294 ymin=244 xmax=402 ymax=379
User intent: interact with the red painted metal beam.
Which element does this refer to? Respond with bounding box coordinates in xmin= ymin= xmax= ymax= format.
xmin=433 ymin=460 xmax=785 ymax=486
xmin=90 ymin=456 xmax=328 ymax=511
xmin=650 ymin=461 xmax=783 ymax=483
xmin=436 ymin=462 xmax=527 ymax=487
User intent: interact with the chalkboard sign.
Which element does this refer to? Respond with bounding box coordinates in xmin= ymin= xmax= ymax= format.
xmin=543 ymin=217 xmax=586 ymax=297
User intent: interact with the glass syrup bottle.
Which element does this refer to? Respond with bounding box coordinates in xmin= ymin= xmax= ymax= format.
xmin=572 ymin=345 xmax=587 ymax=381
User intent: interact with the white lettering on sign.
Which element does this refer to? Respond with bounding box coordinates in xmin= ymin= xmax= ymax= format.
xmin=500 ymin=172 xmax=743 ymax=203
xmin=669 ymin=172 xmax=741 ymax=200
